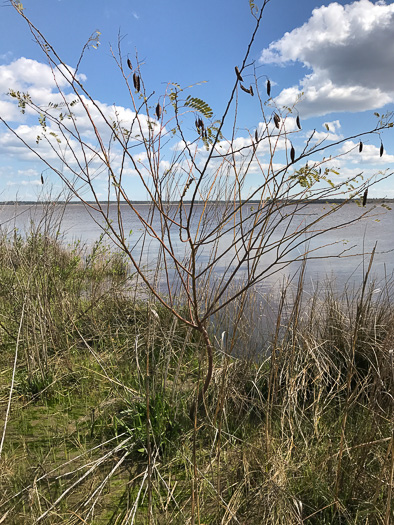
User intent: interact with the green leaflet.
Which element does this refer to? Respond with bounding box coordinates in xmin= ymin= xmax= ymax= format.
xmin=184 ymin=96 xmax=213 ymax=118
xmin=290 ymin=165 xmax=335 ymax=190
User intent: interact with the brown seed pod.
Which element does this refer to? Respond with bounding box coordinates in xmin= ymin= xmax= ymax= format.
xmin=156 ymin=103 xmax=162 ymax=119
xmin=273 ymin=113 xmax=280 ymax=129
xmin=380 ymin=143 xmax=384 ymax=157
xmin=359 ymin=141 xmax=363 ymax=153
xmin=249 ymin=85 xmax=254 ymax=96
xmin=267 ymin=79 xmax=271 ymax=97
xmin=133 ymin=72 xmax=140 ymax=92
xmin=290 ymin=145 xmax=295 ymax=164
xmin=235 ymin=66 xmax=243 ymax=82
xmin=40 ymin=173 xmax=44 ymax=184
xmin=198 ymin=118 xmax=205 ymax=131
xmin=362 ymin=188 xmax=368 ymax=207
xmin=255 ymin=129 xmax=258 ymax=142
xmin=204 ymin=130 xmax=208 ymax=140
xmin=240 ymin=84 xmax=251 ymax=94
xmin=296 ymin=115 xmax=301 ymax=130
xmin=127 ymin=58 xmax=133 ymax=71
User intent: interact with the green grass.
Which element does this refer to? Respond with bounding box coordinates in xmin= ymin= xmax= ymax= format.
xmin=0 ymin=230 xmax=392 ymax=524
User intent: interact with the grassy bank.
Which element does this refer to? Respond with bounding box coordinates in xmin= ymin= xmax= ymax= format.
xmin=0 ymin=230 xmax=392 ymax=524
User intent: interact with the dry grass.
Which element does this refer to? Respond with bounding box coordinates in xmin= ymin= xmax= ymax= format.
xmin=0 ymin=230 xmax=392 ymax=524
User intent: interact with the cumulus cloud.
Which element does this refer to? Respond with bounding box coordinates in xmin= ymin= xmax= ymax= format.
xmin=324 ymin=120 xmax=341 ymax=133
xmin=1 ymin=57 xmax=157 ymax=140
xmin=260 ymin=0 xmax=394 ymax=117
xmin=0 ymin=56 xmax=164 ymax=192
xmin=17 ymin=168 xmax=40 ymax=177
xmin=0 ymin=58 xmax=86 ymax=101
xmin=7 ymin=179 xmax=42 ymax=187
xmin=339 ymin=139 xmax=394 ymax=164
xmin=309 ymin=120 xmax=344 ymax=143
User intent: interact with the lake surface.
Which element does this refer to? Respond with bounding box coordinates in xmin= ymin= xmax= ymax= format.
xmin=1 ymin=201 xmax=393 ymax=294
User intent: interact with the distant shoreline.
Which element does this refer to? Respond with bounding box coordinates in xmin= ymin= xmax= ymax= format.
xmin=1 ymin=199 xmax=393 ymax=206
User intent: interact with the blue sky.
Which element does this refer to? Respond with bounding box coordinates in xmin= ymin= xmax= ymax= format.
xmin=0 ymin=0 xmax=393 ymax=200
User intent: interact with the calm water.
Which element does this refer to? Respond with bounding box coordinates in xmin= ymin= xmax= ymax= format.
xmin=1 ymin=201 xmax=393 ymax=293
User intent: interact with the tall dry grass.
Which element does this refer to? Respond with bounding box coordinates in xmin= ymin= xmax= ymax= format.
xmin=0 ymin=224 xmax=392 ymax=523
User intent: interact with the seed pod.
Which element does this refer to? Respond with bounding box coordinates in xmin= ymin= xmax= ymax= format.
xmin=267 ymin=79 xmax=271 ymax=97
xmin=362 ymin=188 xmax=368 ymax=207
xmin=380 ymin=143 xmax=384 ymax=157
xmin=273 ymin=113 xmax=280 ymax=129
xmin=127 ymin=58 xmax=133 ymax=71
xmin=249 ymin=85 xmax=254 ymax=96
xmin=359 ymin=141 xmax=363 ymax=153
xmin=240 ymin=84 xmax=251 ymax=94
xmin=296 ymin=115 xmax=301 ymax=130
xmin=235 ymin=66 xmax=243 ymax=82
xmin=156 ymin=103 xmax=162 ymax=119
xmin=204 ymin=130 xmax=208 ymax=140
xmin=133 ymin=72 xmax=140 ymax=92
xmin=198 ymin=118 xmax=205 ymax=131
xmin=40 ymin=173 xmax=44 ymax=184
xmin=255 ymin=129 xmax=258 ymax=142
xmin=290 ymin=144 xmax=295 ymax=164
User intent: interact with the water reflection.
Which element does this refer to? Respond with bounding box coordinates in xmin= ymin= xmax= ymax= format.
xmin=1 ymin=201 xmax=393 ymax=294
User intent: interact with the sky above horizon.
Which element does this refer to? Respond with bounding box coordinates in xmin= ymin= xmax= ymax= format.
xmin=0 ymin=0 xmax=393 ymax=201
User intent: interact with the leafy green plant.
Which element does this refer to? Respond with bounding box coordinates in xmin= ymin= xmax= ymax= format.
xmin=116 ymin=393 xmax=189 ymax=459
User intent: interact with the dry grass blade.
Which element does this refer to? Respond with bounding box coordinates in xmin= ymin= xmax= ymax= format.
xmin=36 ymin=436 xmax=133 ymax=522
xmin=0 ymin=299 xmax=26 ymax=460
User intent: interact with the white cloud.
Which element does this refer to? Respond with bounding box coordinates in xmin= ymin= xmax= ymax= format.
xmin=1 ymin=56 xmax=156 ymax=140
xmin=7 ymin=179 xmax=42 ymax=187
xmin=309 ymin=120 xmax=344 ymax=143
xmin=171 ymin=140 xmax=199 ymax=154
xmin=339 ymin=139 xmax=394 ymax=164
xmin=324 ymin=120 xmax=341 ymax=133
xmin=0 ymin=100 xmax=21 ymax=121
xmin=0 ymin=56 xmax=164 ymax=188
xmin=17 ymin=168 xmax=39 ymax=177
xmin=260 ymin=0 xmax=394 ymax=117
xmin=0 ymin=58 xmax=85 ymax=97
xmin=312 ymin=130 xmax=343 ymax=143
xmin=133 ymin=151 xmax=148 ymax=164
